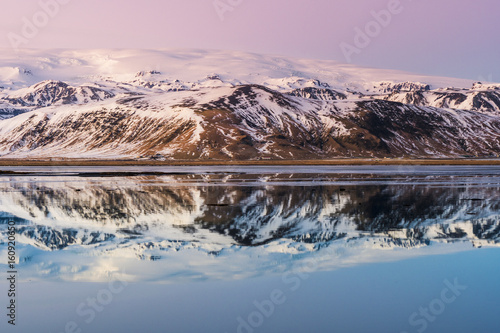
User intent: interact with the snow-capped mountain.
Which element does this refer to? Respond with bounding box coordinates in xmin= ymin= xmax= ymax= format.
xmin=0 ymin=49 xmax=499 ymax=159
xmin=0 ymin=166 xmax=500 ymax=282
xmin=3 ymin=80 xmax=114 ymax=107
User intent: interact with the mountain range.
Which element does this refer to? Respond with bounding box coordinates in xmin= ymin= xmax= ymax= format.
xmin=1 ymin=49 xmax=499 ymax=160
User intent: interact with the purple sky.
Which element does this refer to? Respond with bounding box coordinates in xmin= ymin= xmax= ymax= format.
xmin=1 ymin=0 xmax=499 ymax=81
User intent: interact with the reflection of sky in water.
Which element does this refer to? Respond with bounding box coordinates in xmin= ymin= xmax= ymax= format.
xmin=0 ymin=166 xmax=499 ymax=332
xmin=2 ymin=250 xmax=499 ymax=333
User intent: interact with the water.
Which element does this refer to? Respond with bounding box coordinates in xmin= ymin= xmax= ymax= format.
xmin=0 ymin=166 xmax=499 ymax=333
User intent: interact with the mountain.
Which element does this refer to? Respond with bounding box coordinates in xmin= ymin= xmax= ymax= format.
xmin=1 ymin=173 xmax=499 ymax=250
xmin=0 ymin=49 xmax=499 ymax=160
xmin=3 ymin=80 xmax=114 ymax=107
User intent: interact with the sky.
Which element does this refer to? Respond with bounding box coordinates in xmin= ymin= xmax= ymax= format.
xmin=0 ymin=0 xmax=498 ymax=81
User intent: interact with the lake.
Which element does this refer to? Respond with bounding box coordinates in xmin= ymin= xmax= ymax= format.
xmin=0 ymin=165 xmax=499 ymax=333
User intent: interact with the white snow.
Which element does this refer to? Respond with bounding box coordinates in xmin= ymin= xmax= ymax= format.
xmin=0 ymin=48 xmax=478 ymax=94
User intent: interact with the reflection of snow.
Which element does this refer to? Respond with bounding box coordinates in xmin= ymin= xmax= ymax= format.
xmin=0 ymin=167 xmax=499 ymax=282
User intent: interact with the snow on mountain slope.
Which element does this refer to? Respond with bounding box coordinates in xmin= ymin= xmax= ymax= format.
xmin=3 ymin=80 xmax=114 ymax=107
xmin=0 ymin=90 xmax=206 ymax=159
xmin=0 ymin=49 xmax=499 ymax=160
xmin=380 ymin=86 xmax=500 ymax=115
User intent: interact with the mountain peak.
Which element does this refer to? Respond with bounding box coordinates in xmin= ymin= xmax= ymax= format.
xmin=0 ymin=49 xmax=499 ymax=160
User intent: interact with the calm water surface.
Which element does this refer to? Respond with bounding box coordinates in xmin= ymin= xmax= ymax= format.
xmin=0 ymin=166 xmax=499 ymax=333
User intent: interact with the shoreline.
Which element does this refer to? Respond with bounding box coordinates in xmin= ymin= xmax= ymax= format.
xmin=1 ymin=159 xmax=500 ymax=166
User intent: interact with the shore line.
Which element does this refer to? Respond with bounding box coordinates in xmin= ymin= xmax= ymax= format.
xmin=0 ymin=159 xmax=500 ymax=166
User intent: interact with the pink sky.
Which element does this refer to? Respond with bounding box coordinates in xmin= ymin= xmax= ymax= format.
xmin=0 ymin=0 xmax=498 ymax=81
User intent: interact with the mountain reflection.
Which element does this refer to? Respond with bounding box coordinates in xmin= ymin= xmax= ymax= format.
xmin=1 ymin=179 xmax=499 ymax=251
